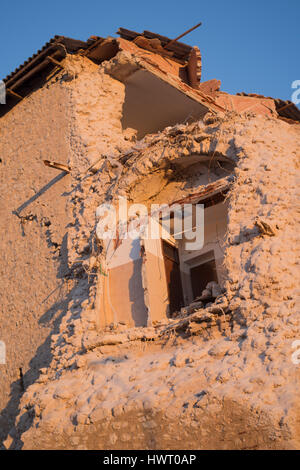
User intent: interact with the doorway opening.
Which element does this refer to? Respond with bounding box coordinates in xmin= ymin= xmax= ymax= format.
xmin=190 ymin=257 xmax=218 ymax=299
xmin=162 ymin=240 xmax=184 ymax=314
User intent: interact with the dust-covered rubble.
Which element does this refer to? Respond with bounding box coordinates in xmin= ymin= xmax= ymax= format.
xmin=2 ymin=58 xmax=300 ymax=450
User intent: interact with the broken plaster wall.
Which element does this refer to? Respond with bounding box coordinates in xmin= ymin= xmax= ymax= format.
xmin=60 ymin=55 xmax=133 ymax=334
xmin=0 ymin=54 xmax=130 ymax=446
xmin=62 ymin=55 xmax=128 ymax=266
xmin=2 ymin=51 xmax=300 ymax=449
xmin=10 ymin=113 xmax=300 ymax=450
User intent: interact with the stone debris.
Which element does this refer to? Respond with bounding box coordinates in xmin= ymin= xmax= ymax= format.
xmin=2 ymin=111 xmax=299 ymax=450
xmin=0 ymin=31 xmax=299 ymax=450
xmin=196 ymin=281 xmax=224 ymax=302
xmin=255 ymin=218 xmax=277 ymax=237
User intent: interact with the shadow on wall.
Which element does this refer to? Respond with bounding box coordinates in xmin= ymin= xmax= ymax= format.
xmin=14 ymin=172 xmax=68 ymax=215
xmin=0 ymin=234 xmax=90 ymax=450
xmin=121 ymin=69 xmax=206 ymax=139
xmin=128 ymin=240 xmax=148 ymax=327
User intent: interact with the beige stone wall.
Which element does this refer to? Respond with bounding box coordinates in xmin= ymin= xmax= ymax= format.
xmin=0 ymin=81 xmax=71 ymax=441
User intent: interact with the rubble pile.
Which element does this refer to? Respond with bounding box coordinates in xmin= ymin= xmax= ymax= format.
xmin=1 ymin=40 xmax=299 ymax=449
xmin=3 ymin=111 xmax=299 ymax=450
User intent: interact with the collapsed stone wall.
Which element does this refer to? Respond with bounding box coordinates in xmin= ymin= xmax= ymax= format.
xmin=2 ymin=107 xmax=298 ymax=449
xmin=0 ymin=54 xmax=130 ymax=446
xmin=1 ymin=50 xmax=299 ymax=449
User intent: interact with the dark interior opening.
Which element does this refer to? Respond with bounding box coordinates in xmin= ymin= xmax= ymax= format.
xmin=162 ymin=240 xmax=184 ymax=314
xmin=190 ymin=258 xmax=218 ymax=299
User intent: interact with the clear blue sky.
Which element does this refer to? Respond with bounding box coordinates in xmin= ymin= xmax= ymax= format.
xmin=0 ymin=0 xmax=299 ymax=100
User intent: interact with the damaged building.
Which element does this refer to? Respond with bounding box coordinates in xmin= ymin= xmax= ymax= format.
xmin=0 ymin=28 xmax=299 ymax=450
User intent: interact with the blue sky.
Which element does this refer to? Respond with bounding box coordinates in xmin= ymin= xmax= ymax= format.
xmin=0 ymin=0 xmax=299 ymax=100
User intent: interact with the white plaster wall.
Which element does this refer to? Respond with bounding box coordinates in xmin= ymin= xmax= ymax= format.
xmin=179 ymin=201 xmax=228 ymax=303
xmin=103 ymin=237 xmax=148 ymax=327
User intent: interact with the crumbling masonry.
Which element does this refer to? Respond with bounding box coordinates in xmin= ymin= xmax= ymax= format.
xmin=0 ymin=29 xmax=299 ymax=449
